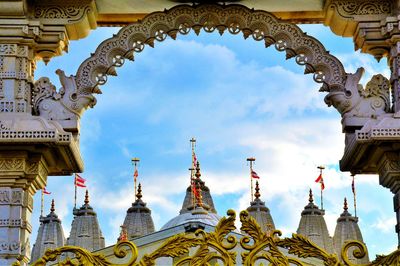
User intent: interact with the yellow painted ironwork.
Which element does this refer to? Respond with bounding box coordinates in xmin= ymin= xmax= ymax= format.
xmin=28 ymin=210 xmax=399 ymax=266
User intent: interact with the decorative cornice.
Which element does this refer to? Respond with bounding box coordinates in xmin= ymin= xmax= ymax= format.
xmin=329 ymin=0 xmax=392 ymax=19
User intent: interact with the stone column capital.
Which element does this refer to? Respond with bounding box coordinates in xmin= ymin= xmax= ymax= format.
xmin=378 ymin=152 xmax=400 ymax=194
xmin=0 ymin=152 xmax=48 ymax=192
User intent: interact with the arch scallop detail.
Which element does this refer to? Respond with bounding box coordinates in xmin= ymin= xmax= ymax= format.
xmin=75 ymin=4 xmax=347 ymax=95
xmin=34 ymin=3 xmax=392 ymax=133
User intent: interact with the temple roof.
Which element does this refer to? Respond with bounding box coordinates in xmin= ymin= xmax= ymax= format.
xmin=67 ymin=190 xmax=105 ymax=252
xmin=246 ymin=181 xmax=275 ymax=232
xmin=123 ymin=183 xmax=155 ymax=240
xmin=296 ymin=189 xmax=333 ymax=253
xmin=31 ymin=200 xmax=65 ymax=263
xmin=180 ymin=163 xmax=217 ymax=214
xmin=333 ymin=198 xmax=369 ymax=263
xmin=162 ymin=162 xmax=221 ymax=230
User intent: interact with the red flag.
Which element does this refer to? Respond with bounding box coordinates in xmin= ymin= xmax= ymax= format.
xmin=134 ymin=169 xmax=138 ymax=182
xmin=43 ymin=187 xmax=51 ymax=195
xmin=315 ymin=174 xmax=325 ymax=190
xmin=75 ymin=174 xmax=86 ymax=188
xmin=191 ymin=179 xmax=199 ymax=198
xmin=351 ymin=176 xmax=356 ymax=195
xmin=251 ymin=170 xmax=260 ymax=179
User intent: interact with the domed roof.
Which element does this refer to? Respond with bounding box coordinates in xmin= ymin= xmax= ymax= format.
xmin=31 ymin=200 xmax=66 ymax=263
xmin=246 ymin=181 xmax=275 ymax=232
xmin=123 ymin=183 xmax=155 ymax=239
xmin=161 ymin=208 xmax=222 ymax=230
xmin=297 ymin=189 xmax=333 ymax=253
xmin=333 ymin=198 xmax=369 ymax=263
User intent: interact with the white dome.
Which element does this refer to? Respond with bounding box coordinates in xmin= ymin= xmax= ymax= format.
xmin=161 ymin=210 xmax=222 ymax=230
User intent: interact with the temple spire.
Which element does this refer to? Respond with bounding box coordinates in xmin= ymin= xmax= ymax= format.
xmin=343 ymin=197 xmax=348 ymax=212
xmin=136 ymin=183 xmax=143 ymax=200
xmin=254 ymin=181 xmax=261 ymax=200
xmin=309 ymin=188 xmax=314 ymax=204
xmin=195 ymin=161 xmax=203 ymax=207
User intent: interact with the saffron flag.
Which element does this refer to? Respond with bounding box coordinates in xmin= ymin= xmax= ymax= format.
xmin=43 ymin=187 xmax=51 ymax=195
xmin=191 ymin=179 xmax=199 ymax=198
xmin=134 ymin=169 xmax=138 ymax=182
xmin=75 ymin=173 xmax=86 ymax=188
xmin=193 ymin=153 xmax=197 ymax=167
xmin=315 ymin=174 xmax=325 ymax=190
xmin=251 ymin=170 xmax=260 ymax=179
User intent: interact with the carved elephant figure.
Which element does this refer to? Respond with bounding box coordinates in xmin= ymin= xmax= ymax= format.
xmin=325 ymin=67 xmax=390 ymax=119
xmin=32 ymin=70 xmax=98 ymax=121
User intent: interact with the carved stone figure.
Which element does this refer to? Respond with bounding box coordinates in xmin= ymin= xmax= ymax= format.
xmin=325 ymin=67 xmax=391 ymax=129
xmin=32 ymin=70 xmax=100 ymax=126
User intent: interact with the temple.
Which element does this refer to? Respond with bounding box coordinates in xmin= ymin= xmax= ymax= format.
xmin=30 ymin=151 xmax=370 ymax=265
xmin=1 ymin=0 xmax=400 ymax=264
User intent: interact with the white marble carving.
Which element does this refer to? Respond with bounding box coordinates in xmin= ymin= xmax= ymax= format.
xmin=33 ymin=70 xmax=99 ymax=123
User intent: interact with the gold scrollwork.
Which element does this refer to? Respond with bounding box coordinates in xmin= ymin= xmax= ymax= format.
xmin=30 ymin=209 xmax=400 ymax=266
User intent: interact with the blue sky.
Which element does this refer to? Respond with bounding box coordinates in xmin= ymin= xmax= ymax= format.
xmin=33 ymin=24 xmax=396 ymax=258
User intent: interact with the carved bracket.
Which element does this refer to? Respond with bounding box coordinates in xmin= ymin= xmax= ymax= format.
xmin=325 ymin=67 xmax=391 ymax=131
xmin=33 ymin=69 xmax=98 ymax=130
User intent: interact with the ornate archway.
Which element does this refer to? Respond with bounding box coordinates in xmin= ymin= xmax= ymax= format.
xmin=34 ymin=3 xmax=394 ymax=192
xmin=4 ymin=3 xmax=400 ymax=264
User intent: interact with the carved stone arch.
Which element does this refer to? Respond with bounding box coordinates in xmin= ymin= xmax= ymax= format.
xmin=75 ymin=4 xmax=347 ymax=97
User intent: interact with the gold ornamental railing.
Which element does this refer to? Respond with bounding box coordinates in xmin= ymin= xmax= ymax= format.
xmin=23 ymin=210 xmax=400 ymax=266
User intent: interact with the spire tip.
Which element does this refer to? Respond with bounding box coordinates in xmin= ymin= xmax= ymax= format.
xmin=50 ymin=199 xmax=55 ymax=213
xmin=84 ymin=189 xmax=89 ymax=205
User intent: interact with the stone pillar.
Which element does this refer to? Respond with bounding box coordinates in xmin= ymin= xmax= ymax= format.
xmin=0 ymin=152 xmax=47 ymax=265
xmin=0 ymin=44 xmax=34 ymax=114
xmin=378 ymin=152 xmax=400 ymax=247
xmin=390 ymin=43 xmax=400 ymax=113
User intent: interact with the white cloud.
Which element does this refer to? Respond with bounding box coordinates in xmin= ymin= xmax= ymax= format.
xmin=371 ymin=217 xmax=397 ymax=234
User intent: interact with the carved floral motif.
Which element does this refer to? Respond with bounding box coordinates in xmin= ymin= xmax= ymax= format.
xmin=332 ymin=0 xmax=392 ymax=18
xmin=34 ymin=0 xmax=94 ymax=22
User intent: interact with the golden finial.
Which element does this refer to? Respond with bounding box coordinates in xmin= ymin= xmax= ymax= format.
xmin=194 ymin=162 xmax=203 ymax=207
xmin=344 ymin=197 xmax=348 ymax=211
xmin=195 ymin=161 xmax=201 ymax=179
xmin=84 ymin=190 xmax=89 ymax=205
xmin=50 ymin=199 xmax=55 ymax=213
xmin=136 ymin=183 xmax=143 ymax=200
xmin=309 ymin=189 xmax=314 ymax=203
xmin=254 ymin=181 xmax=261 ymax=199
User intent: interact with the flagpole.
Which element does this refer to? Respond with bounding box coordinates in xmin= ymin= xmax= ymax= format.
xmin=41 ymin=189 xmax=44 ymax=217
xmin=190 ymin=138 xmax=196 ymax=207
xmin=317 ymin=166 xmax=325 ymax=210
xmin=352 ymin=174 xmax=357 ymax=217
xmin=74 ymin=174 xmax=77 ymax=209
xmin=132 ymin=158 xmax=140 ymax=200
xmin=247 ymin=157 xmax=256 ymax=202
